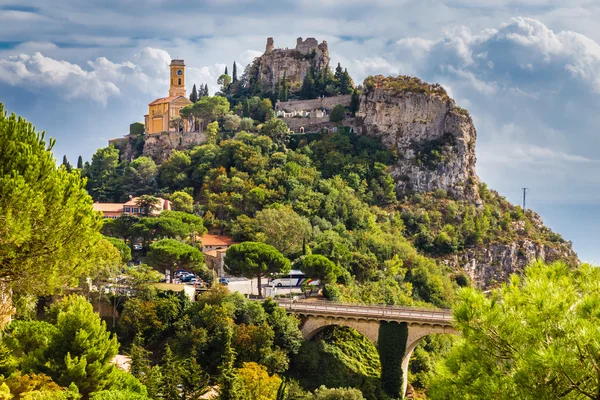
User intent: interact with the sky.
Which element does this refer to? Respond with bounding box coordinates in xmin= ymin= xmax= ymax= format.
xmin=1 ymin=0 xmax=599 ymax=262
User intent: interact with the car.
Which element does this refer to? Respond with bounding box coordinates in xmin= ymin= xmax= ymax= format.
xmin=132 ymin=244 xmax=143 ymax=251
xmin=181 ymin=274 xmax=196 ymax=283
xmin=219 ymin=277 xmax=229 ymax=285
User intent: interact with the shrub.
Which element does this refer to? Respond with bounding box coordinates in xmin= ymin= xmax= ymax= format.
xmin=329 ymin=105 xmax=346 ymax=123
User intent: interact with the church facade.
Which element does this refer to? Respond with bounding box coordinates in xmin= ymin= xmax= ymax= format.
xmin=144 ymin=60 xmax=192 ymax=134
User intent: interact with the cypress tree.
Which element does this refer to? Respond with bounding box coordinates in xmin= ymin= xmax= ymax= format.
xmin=205 ymin=84 xmax=209 ymax=97
xmin=224 ymin=66 xmax=228 ymax=75
xmin=62 ymin=155 xmax=68 ymax=167
xmin=129 ymin=334 xmax=151 ymax=379
xmin=77 ymin=155 xmax=83 ymax=169
xmin=161 ymin=345 xmax=181 ymax=400
xmin=350 ymin=89 xmax=361 ymax=116
xmin=281 ymin=72 xmax=288 ymax=102
xmin=242 ymin=99 xmax=250 ymax=118
xmin=190 ymin=84 xmax=198 ymax=102
xmin=232 ymin=61 xmax=238 ymax=83
xmin=217 ymin=325 xmax=243 ymax=400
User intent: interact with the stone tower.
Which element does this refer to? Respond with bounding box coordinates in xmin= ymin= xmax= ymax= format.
xmin=169 ymin=59 xmax=186 ymax=98
xmin=266 ymin=37 xmax=274 ymax=54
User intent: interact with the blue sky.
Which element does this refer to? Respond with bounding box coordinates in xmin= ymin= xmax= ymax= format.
xmin=1 ymin=0 xmax=599 ymax=262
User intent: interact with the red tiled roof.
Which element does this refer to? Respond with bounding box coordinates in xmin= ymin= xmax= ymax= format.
xmin=93 ymin=203 xmax=123 ymax=213
xmin=148 ymin=95 xmax=192 ymax=106
xmin=201 ymin=234 xmax=235 ymax=247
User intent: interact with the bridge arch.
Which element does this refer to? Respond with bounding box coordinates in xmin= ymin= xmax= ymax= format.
xmin=300 ymin=314 xmax=380 ymax=344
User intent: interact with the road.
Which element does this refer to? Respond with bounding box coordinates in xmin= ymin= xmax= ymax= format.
xmin=275 ymin=300 xmax=453 ymax=325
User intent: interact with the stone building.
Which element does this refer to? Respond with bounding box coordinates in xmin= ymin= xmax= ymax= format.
xmin=253 ymin=37 xmax=330 ymax=90
xmin=144 ymin=60 xmax=192 ymax=134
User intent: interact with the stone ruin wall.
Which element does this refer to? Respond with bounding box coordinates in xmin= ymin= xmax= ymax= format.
xmin=276 ymin=95 xmax=352 ymax=113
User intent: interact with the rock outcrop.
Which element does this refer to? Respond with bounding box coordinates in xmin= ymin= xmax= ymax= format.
xmin=251 ymin=37 xmax=330 ymax=91
xmin=447 ymin=239 xmax=577 ymax=288
xmin=142 ymin=131 xmax=206 ymax=163
xmin=110 ymin=131 xmax=206 ymax=163
xmin=355 ymin=76 xmax=479 ymax=202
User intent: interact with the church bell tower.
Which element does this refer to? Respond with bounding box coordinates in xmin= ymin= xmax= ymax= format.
xmin=169 ymin=59 xmax=186 ymax=97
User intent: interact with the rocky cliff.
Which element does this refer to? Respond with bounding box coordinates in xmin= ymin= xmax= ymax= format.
xmin=354 ymin=75 xmax=577 ymax=288
xmin=110 ymin=131 xmax=206 ymax=163
xmin=250 ymin=37 xmax=330 ymax=91
xmin=355 ymin=76 xmax=479 ymax=202
xmin=450 ymin=239 xmax=577 ymax=288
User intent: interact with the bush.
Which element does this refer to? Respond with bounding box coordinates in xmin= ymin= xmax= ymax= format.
xmin=329 ymin=105 xmax=346 ymax=123
xmin=130 ymin=122 xmax=145 ymax=136
xmin=322 ymin=284 xmax=341 ymax=301
xmin=313 ymin=385 xmax=365 ymax=399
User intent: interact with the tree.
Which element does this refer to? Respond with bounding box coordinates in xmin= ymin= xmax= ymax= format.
xmin=338 ymin=68 xmax=354 ymax=95
xmin=204 ymin=84 xmax=209 ymax=97
xmin=225 ymin=242 xmax=290 ymax=297
xmin=350 ymin=89 xmax=361 ymax=116
xmin=135 ymin=195 xmax=162 ymax=216
xmin=77 ymin=155 xmax=83 ymax=169
xmin=429 ymin=261 xmax=600 ymax=400
xmin=217 ymin=324 xmax=243 ymax=400
xmin=44 ymin=295 xmax=119 ymax=397
xmin=259 ymin=119 xmax=289 ymax=147
xmin=169 ymin=191 xmax=194 ymax=213
xmin=61 ymin=155 xmax=71 ymax=172
xmin=145 ymin=239 xmax=204 ymax=281
xmin=232 ymin=62 xmax=238 ymax=83
xmin=160 ymin=345 xmax=181 ymax=400
xmin=224 ymin=66 xmax=228 ymax=75
xmin=0 ymin=103 xmax=103 ymax=301
xmin=329 ymin=104 xmax=345 ymax=123
xmin=205 ymin=121 xmax=219 ymax=145
xmin=218 ymin=74 xmax=232 ymax=92
xmin=240 ymin=118 xmax=254 ymax=131
xmin=190 ymin=84 xmax=199 ymax=103
xmin=223 ymin=114 xmax=241 ymax=132
xmin=237 ymin=362 xmax=282 ymax=400
xmin=251 ymin=205 xmax=311 ymax=257
xmin=85 ymin=146 xmax=123 ymax=201
xmin=299 ymin=255 xmax=341 ymax=286
xmin=122 ymin=156 xmax=157 ymax=196
xmin=280 ymin=72 xmax=288 ymax=102
xmin=242 ymin=99 xmax=250 ymax=118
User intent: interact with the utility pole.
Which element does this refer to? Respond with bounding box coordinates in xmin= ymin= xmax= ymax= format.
xmin=522 ymin=188 xmax=528 ymax=210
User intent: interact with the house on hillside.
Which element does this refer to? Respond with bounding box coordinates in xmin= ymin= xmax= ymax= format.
xmin=93 ymin=197 xmax=171 ymax=219
xmin=201 ymin=234 xmax=236 ymax=278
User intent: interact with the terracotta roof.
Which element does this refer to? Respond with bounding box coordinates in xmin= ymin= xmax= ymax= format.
xmin=93 ymin=203 xmax=123 ymax=213
xmin=148 ymin=95 xmax=192 ymax=106
xmin=148 ymin=95 xmax=179 ymax=105
xmin=201 ymin=234 xmax=235 ymax=247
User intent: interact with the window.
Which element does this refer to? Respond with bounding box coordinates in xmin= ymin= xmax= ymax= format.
xmin=178 ymin=78 xmax=181 ymax=85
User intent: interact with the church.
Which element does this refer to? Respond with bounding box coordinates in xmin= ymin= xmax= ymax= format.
xmin=144 ymin=60 xmax=192 ymax=134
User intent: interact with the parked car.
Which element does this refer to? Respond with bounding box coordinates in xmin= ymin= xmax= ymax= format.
xmin=132 ymin=244 xmax=143 ymax=251
xmin=219 ymin=277 xmax=229 ymax=285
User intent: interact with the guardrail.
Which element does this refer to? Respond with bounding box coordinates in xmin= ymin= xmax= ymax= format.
xmin=274 ymin=299 xmax=453 ymax=323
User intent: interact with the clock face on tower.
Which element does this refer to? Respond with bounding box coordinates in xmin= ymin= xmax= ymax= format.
xmin=177 ymin=69 xmax=183 ymax=76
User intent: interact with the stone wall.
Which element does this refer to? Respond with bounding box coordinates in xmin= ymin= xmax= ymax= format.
xmin=276 ymin=95 xmax=352 ymax=112
xmin=143 ymin=131 xmax=206 ymax=163
xmin=284 ymin=116 xmax=355 ymax=133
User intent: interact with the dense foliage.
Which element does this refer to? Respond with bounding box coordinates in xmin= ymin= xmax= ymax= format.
xmin=378 ymin=322 xmax=408 ymax=398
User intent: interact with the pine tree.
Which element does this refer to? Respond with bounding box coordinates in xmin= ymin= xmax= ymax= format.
xmin=339 ymin=68 xmax=354 ymax=95
xmin=77 ymin=155 xmax=83 ymax=169
xmin=218 ymin=325 xmax=243 ymax=400
xmin=161 ymin=345 xmax=181 ymax=400
xmin=242 ymin=99 xmax=250 ymax=118
xmin=181 ymin=349 xmax=210 ymax=399
xmin=335 ymin=62 xmax=343 ymax=81
xmin=190 ymin=84 xmax=198 ymax=103
xmin=232 ymin=62 xmax=238 ymax=83
xmin=129 ymin=334 xmax=151 ymax=378
xmin=300 ymin=72 xmax=315 ymax=100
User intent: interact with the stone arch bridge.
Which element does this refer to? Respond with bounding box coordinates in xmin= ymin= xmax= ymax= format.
xmin=276 ymin=300 xmax=456 ymax=397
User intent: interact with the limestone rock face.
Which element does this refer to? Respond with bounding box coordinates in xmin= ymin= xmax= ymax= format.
xmin=355 ymin=76 xmax=479 ymax=201
xmin=142 ymin=131 xmax=206 ymax=163
xmin=253 ymin=37 xmax=330 ymax=90
xmin=446 ymin=240 xmax=577 ymax=288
